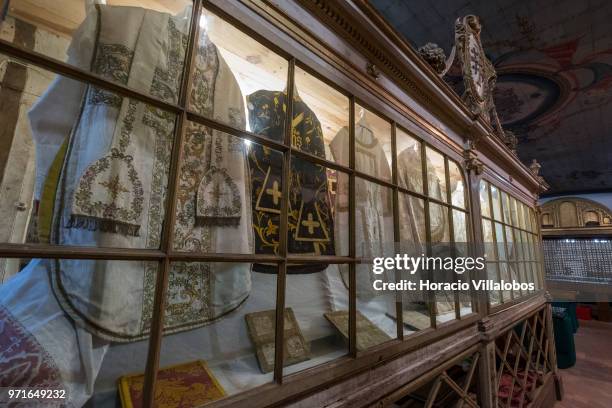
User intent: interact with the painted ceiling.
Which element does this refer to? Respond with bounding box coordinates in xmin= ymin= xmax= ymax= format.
xmin=372 ymin=0 xmax=612 ymax=195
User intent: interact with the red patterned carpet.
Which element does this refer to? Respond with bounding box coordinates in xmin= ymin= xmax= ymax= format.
xmin=555 ymin=320 xmax=612 ymax=408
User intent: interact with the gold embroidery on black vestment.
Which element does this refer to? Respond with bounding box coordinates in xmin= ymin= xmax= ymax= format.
xmin=247 ymin=90 xmax=335 ymax=273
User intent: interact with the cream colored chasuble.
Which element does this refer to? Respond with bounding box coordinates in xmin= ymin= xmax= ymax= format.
xmin=29 ymin=5 xmax=252 ymax=342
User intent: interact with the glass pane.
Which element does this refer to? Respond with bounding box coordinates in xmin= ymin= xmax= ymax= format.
xmin=448 ymin=160 xmax=465 ymax=209
xmin=504 ymin=226 xmax=520 ymax=298
xmin=0 ymin=258 xmax=156 ymax=406
xmin=529 ymin=208 xmax=538 ymax=233
xmin=354 ymin=178 xmax=393 ymax=296
xmin=425 ymin=147 xmax=447 ymax=202
xmin=396 ymin=203 xmax=430 ymax=336
xmin=195 ymin=8 xmax=288 ymax=134
xmin=2 ymin=1 xmax=192 ymax=102
xmin=447 ymin=209 xmax=471 ymax=317
xmin=501 ymin=191 xmax=511 ymax=223
xmin=285 ymin=265 xmax=348 ymax=374
xmin=295 ymin=67 xmax=349 ymax=165
xmin=356 ymin=269 xmax=397 ymax=350
xmin=429 ymin=203 xmax=450 ymax=243
xmin=518 ymin=202 xmax=527 ymax=230
xmin=499 ymin=262 xmax=512 ymax=302
xmin=527 ymin=233 xmax=537 ymax=261
xmin=0 ymin=54 xmax=175 ymax=254
xmin=504 ymin=226 xmax=515 ymax=260
xmin=402 ymin=296 xmax=432 ymax=336
xmin=159 ymin=262 xmax=276 ymax=401
xmin=453 ymin=210 xmax=468 ymax=243
xmin=396 ymin=128 xmax=423 ymax=193
xmin=399 ymin=194 xmax=426 ymax=244
xmin=353 ymin=104 xmax=392 ymax=182
xmin=173 ymin=123 xmax=252 ymax=254
xmin=487 ymin=263 xmax=501 ymax=305
xmin=490 ymin=185 xmax=502 ymax=221
xmin=433 ymin=242 xmax=457 ymax=325
xmin=479 ymin=180 xmax=490 ymax=218
xmin=525 ymin=207 xmax=533 ymax=232
xmin=482 ymin=219 xmax=496 ymax=260
xmin=515 ymin=229 xmax=525 ymax=262
xmin=248 ymin=143 xmax=284 ymax=268
xmin=495 ymin=222 xmax=506 ymax=261
xmin=483 ymin=221 xmax=501 ymax=305
xmin=510 ymin=196 xmax=519 ymax=227
xmin=289 ymin=157 xmax=347 ymax=260
xmin=514 ymin=231 xmax=528 ymax=294
xmin=524 ymin=261 xmax=536 ymax=293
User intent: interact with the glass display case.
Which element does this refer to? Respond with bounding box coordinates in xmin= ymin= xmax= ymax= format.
xmin=0 ymin=1 xmax=555 ymax=407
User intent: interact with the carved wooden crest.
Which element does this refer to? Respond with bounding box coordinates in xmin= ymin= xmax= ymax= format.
xmin=454 ymin=16 xmax=499 ymax=127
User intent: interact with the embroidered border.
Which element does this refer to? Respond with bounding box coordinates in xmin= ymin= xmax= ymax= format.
xmin=0 ymin=305 xmax=62 ymax=389
xmin=89 ymin=43 xmax=134 ymax=108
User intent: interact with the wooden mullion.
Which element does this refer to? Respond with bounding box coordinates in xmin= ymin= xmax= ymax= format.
xmin=142 ymin=1 xmax=203 ymax=406
xmin=445 ymin=157 xmax=461 ymax=321
xmin=499 ymin=200 xmax=514 ymax=302
xmin=348 ymin=96 xmax=357 ymax=357
xmin=0 ymin=244 xmax=165 ymax=260
xmin=168 ymin=252 xmax=283 ymax=263
xmin=465 ymin=166 xmax=485 ymax=316
xmin=391 ymin=122 xmax=403 ymax=340
xmin=422 ymin=142 xmax=437 ymax=329
xmin=273 ymin=57 xmax=295 ymax=382
xmin=291 ymin=145 xmax=353 ymax=175
xmin=488 ymin=184 xmax=504 ymax=304
xmin=186 ymin=109 xmax=289 ymax=152
xmin=353 ymin=168 xmax=395 ymax=190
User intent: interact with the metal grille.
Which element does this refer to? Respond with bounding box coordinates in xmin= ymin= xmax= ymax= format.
xmin=543 ymin=239 xmax=612 ymax=284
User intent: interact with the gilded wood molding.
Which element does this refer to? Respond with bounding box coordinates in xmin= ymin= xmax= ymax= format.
xmin=541 ymin=197 xmax=612 ymax=229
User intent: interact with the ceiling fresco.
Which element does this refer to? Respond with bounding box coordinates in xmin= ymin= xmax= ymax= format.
xmin=372 ymin=0 xmax=612 ymax=195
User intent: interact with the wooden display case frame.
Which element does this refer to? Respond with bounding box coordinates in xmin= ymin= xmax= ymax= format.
xmin=0 ymin=0 xmax=555 ymax=407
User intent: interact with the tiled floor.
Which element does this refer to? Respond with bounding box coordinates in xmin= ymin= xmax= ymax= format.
xmin=555 ymin=319 xmax=612 ymax=408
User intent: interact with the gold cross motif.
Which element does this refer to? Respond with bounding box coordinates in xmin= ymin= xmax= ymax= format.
xmin=301 ymin=213 xmax=320 ymax=234
xmin=99 ymin=175 xmax=129 ymax=202
xmin=266 ymin=180 xmax=282 ymax=205
xmin=210 ymin=183 xmax=225 ymax=201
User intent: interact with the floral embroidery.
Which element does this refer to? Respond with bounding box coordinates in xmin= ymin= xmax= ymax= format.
xmin=247 ymin=91 xmax=335 ymax=273
xmin=189 ymin=38 xmax=219 ymax=117
xmin=89 ymin=43 xmax=134 ymax=108
xmin=196 ymin=167 xmax=241 ymax=225
xmin=150 ymin=19 xmax=187 ymax=104
xmin=69 ymin=147 xmax=144 ymax=235
xmin=70 ymin=101 xmax=144 ymax=236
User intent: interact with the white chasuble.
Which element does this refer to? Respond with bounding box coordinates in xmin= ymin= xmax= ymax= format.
xmin=330 ymin=122 xmax=393 ymax=296
xmin=28 ymin=5 xmax=251 ymax=342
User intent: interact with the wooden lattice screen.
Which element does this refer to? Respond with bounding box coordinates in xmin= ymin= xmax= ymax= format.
xmin=393 ymin=350 xmax=481 ymax=407
xmin=493 ymin=307 xmax=553 ymax=407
